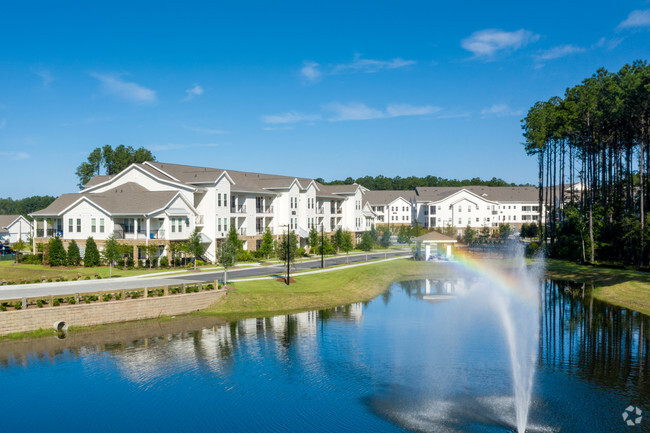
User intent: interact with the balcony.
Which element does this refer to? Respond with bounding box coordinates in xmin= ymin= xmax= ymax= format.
xmin=231 ymin=205 xmax=247 ymax=214
xmin=316 ymin=207 xmax=325 ymax=215
xmin=113 ymin=230 xmax=125 ymax=240
xmin=239 ymin=228 xmax=246 ymax=236
xmin=36 ymin=228 xmax=63 ymax=238
xmin=256 ymin=227 xmax=268 ymax=235
xmin=256 ymin=205 xmax=274 ymax=214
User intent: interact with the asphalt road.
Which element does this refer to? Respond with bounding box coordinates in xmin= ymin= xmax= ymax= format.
xmin=0 ymin=251 xmax=411 ymax=301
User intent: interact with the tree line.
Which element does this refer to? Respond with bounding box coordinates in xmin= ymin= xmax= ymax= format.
xmin=522 ymin=59 xmax=650 ymax=265
xmin=75 ymin=144 xmax=156 ymax=188
xmin=316 ymin=174 xmax=527 ymax=190
xmin=0 ymin=196 xmax=57 ymax=217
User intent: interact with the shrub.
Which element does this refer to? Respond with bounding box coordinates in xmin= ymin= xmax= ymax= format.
xmin=20 ymin=253 xmax=43 ymax=264
xmin=525 ymin=242 xmax=542 ymax=258
xmin=67 ymin=240 xmax=81 ymax=266
xmin=236 ymin=251 xmax=254 ymax=262
xmin=159 ymin=256 xmax=169 ymax=268
xmin=67 ymin=297 xmax=76 ymax=305
xmin=37 ymin=299 xmax=44 ymax=308
xmin=0 ymin=305 xmax=5 ymax=311
xmin=83 ymin=237 xmax=101 ymax=267
xmin=296 ymin=247 xmax=306 ymax=257
xmin=14 ymin=302 xmax=22 ymax=310
xmin=205 ymin=283 xmax=214 ymax=290
xmin=53 ymin=298 xmax=61 ymax=307
xmin=84 ymin=276 xmax=91 ymax=280
xmin=103 ymin=294 xmax=112 ymax=302
xmin=115 ymin=292 xmax=122 ymax=300
xmin=47 ymin=237 xmax=67 ymax=267
xmin=47 ymin=278 xmax=53 ymax=283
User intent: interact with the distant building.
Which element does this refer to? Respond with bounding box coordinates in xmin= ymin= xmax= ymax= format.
xmin=0 ymin=215 xmax=32 ymax=243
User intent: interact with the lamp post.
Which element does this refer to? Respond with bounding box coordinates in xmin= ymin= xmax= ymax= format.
xmin=283 ymin=224 xmax=290 ymax=286
xmin=320 ymin=223 xmax=324 ymax=269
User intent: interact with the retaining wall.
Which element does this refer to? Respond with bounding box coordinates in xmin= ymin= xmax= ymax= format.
xmin=0 ymin=290 xmax=225 ymax=336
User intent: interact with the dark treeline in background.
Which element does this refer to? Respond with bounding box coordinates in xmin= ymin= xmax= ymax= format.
xmin=0 ymin=196 xmax=57 ymax=218
xmin=76 ymin=144 xmax=156 ymax=188
xmin=522 ymin=60 xmax=650 ymax=266
xmin=316 ymin=175 xmax=526 ymax=190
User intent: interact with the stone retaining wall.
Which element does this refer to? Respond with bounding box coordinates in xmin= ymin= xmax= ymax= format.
xmin=0 ymin=290 xmax=225 ymax=336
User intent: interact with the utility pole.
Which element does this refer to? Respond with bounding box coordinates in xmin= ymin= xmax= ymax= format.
xmin=321 ymin=224 xmax=324 ymax=269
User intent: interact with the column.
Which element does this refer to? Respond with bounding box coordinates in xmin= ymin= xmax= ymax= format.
xmin=32 ymin=220 xmax=36 ymax=254
xmin=145 ymin=218 xmax=150 ymax=246
xmin=133 ymin=218 xmax=138 ymax=240
xmin=133 ymin=244 xmax=139 ymax=268
xmin=425 ymin=244 xmax=430 ymax=261
xmin=43 ymin=218 xmax=47 ymax=238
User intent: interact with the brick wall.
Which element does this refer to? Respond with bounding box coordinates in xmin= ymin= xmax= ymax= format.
xmin=0 ymin=290 xmax=225 ymax=336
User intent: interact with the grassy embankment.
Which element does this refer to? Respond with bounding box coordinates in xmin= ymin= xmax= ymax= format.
xmin=201 ymin=258 xmax=449 ymax=320
xmin=546 ymin=259 xmax=650 ymax=316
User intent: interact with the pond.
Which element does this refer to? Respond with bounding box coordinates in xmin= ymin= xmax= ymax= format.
xmin=0 ymin=277 xmax=647 ymax=432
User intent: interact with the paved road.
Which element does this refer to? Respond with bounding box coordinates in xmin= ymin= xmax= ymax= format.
xmin=0 ymin=251 xmax=411 ymax=301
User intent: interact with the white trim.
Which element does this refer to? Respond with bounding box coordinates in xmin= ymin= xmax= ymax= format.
xmin=82 ymin=164 xmax=196 ymax=193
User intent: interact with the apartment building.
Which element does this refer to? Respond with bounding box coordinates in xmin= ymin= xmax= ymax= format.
xmin=31 ymin=161 xmax=372 ymax=263
xmin=364 ymin=190 xmax=415 ymax=226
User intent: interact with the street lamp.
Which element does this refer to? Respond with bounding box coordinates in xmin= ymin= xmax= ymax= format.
xmin=283 ymin=224 xmax=290 ymax=286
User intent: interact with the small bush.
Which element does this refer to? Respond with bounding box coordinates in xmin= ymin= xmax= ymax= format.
xmin=84 ymin=276 xmax=91 ymax=280
xmin=14 ymin=302 xmax=22 ymax=310
xmin=236 ymin=251 xmax=255 ymax=262
xmin=47 ymin=278 xmax=53 ymax=283
xmin=205 ymin=283 xmax=214 ymax=290
xmin=115 ymin=292 xmax=122 ymax=300
xmin=0 ymin=305 xmax=6 ymax=311
xmin=37 ymin=299 xmax=44 ymax=308
xmin=67 ymin=297 xmax=76 ymax=305
xmin=53 ymin=298 xmax=61 ymax=307
xmin=159 ymin=256 xmax=169 ymax=268
xmin=103 ymin=294 xmax=112 ymax=302
xmin=296 ymin=247 xmax=306 ymax=257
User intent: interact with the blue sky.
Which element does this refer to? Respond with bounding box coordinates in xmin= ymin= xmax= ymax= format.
xmin=1 ymin=1 xmax=649 ymax=198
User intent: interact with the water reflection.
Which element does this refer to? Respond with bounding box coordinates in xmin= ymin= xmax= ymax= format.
xmin=0 ymin=280 xmax=647 ymax=433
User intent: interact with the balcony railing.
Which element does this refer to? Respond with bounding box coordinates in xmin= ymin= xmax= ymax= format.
xmin=330 ymin=208 xmax=342 ymax=214
xmin=36 ymin=228 xmax=62 ymax=238
xmin=149 ymin=230 xmax=165 ymax=240
xmin=239 ymin=228 xmax=246 ymax=236
xmin=113 ymin=230 xmax=125 ymax=240
xmin=256 ymin=227 xmax=267 ymax=235
xmin=231 ymin=205 xmax=247 ymax=214
xmin=316 ymin=207 xmax=325 ymax=214
xmin=256 ymin=205 xmax=274 ymax=214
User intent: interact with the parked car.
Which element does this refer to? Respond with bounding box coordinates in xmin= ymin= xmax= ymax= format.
xmin=0 ymin=245 xmax=14 ymax=255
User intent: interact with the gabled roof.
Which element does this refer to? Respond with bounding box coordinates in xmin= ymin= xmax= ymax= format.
xmin=31 ymin=183 xmax=184 ymax=216
xmin=415 ymin=186 xmax=539 ymax=203
xmin=363 ymin=190 xmax=415 ymax=206
xmin=414 ymin=231 xmax=457 ymax=243
xmin=0 ymin=215 xmax=29 ymax=230
xmin=317 ymin=183 xmax=361 ymax=195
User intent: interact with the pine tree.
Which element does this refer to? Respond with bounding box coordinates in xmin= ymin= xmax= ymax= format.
xmin=258 ymin=228 xmax=274 ymax=261
xmin=84 ymin=237 xmax=101 ymax=267
xmin=47 ymin=237 xmax=67 ymax=267
xmin=67 ymin=239 xmax=81 ymax=266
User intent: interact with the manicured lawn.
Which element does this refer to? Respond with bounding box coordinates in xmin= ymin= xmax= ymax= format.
xmin=0 ymin=260 xmax=201 ymax=283
xmin=546 ymin=259 xmax=650 ymax=316
xmin=201 ymin=258 xmax=452 ymax=319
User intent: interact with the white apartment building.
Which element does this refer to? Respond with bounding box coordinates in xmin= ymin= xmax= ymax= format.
xmin=0 ymin=215 xmax=32 ymax=243
xmin=412 ymin=186 xmax=543 ymax=237
xmin=364 ymin=190 xmax=415 ymax=226
xmin=31 ymin=161 xmax=373 ymax=263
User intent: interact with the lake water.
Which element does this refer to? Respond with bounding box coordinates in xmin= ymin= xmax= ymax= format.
xmin=0 ymin=278 xmax=648 ymax=432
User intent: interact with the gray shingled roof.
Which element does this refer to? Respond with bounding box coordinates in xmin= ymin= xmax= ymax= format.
xmin=363 ymin=190 xmax=415 ymax=205
xmin=415 ymin=186 xmax=539 ymax=203
xmin=32 ymin=183 xmax=179 ymax=216
xmin=414 ymin=231 xmax=457 ymax=242
xmin=0 ymin=215 xmax=22 ymax=229
xmin=317 ymin=184 xmax=360 ymax=194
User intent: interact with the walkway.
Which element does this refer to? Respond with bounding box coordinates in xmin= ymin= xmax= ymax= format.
xmin=0 ymin=251 xmax=411 ymax=301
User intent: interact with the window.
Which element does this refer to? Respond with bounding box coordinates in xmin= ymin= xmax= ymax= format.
xmin=223 ymin=219 xmax=227 ymax=231
xmin=172 ymin=218 xmax=176 ymax=233
xmin=218 ymin=193 xmax=222 ymax=207
xmin=476 ymin=218 xmax=479 ymax=222
xmin=458 ymin=218 xmax=462 ymax=224
xmin=100 ymin=218 xmax=104 ymax=233
xmin=468 ymin=206 xmax=471 ymax=212
xmin=224 ymin=194 xmax=227 ymax=206
xmin=178 ymin=218 xmax=183 ymax=233
xmin=77 ymin=218 xmax=81 ymax=232
xmin=91 ymin=218 xmax=96 ymax=233
xmin=458 ymin=207 xmax=462 ymax=212
xmin=68 ymin=218 xmax=73 ymax=233
xmin=218 ymin=218 xmax=222 ymax=232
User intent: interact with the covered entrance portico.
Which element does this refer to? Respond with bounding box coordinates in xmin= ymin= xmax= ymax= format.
xmin=414 ymin=231 xmax=457 ymax=261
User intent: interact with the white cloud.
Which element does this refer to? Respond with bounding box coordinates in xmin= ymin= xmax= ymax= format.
xmin=149 ymin=143 xmax=221 ymax=151
xmin=480 ymin=104 xmax=523 ymax=117
xmin=325 ymin=102 xmax=440 ymax=121
xmin=534 ymin=44 xmax=586 ymax=61
xmin=90 ymin=73 xmax=157 ymax=104
xmin=263 ymin=125 xmax=296 ymax=131
xmin=0 ymin=119 xmax=5 ymax=129
xmin=261 ymin=111 xmax=322 ymax=124
xmin=437 ymin=112 xmax=472 ymax=119
xmin=594 ymin=37 xmax=624 ymax=51
xmin=32 ymin=67 xmax=54 ymax=87
xmin=331 ymin=54 xmax=416 ymax=74
xmin=183 ymin=84 xmax=204 ymax=101
xmin=0 ymin=151 xmax=30 ymax=160
xmin=182 ymin=124 xmax=227 ymax=134
xmin=461 ymin=29 xmax=539 ymax=58
xmin=301 ymin=61 xmax=321 ymax=82
xmin=618 ymin=9 xmax=650 ymax=29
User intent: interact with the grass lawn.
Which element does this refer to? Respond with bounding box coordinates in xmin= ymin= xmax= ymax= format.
xmin=200 ymin=258 xmax=452 ymax=320
xmin=545 ymin=259 xmax=650 ymax=316
xmin=0 ymin=260 xmax=210 ymax=283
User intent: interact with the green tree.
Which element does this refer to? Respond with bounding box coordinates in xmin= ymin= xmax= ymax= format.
xmin=217 ymin=239 xmax=237 ymax=285
xmin=227 ymin=225 xmax=243 ymax=251
xmin=358 ymin=231 xmax=374 ymax=251
xmin=463 ymin=225 xmax=476 ymax=245
xmin=102 ymin=234 xmax=122 ymax=277
xmin=498 ymin=224 xmax=512 ymax=242
xmin=379 ymin=229 xmax=391 ymax=248
xmin=279 ymin=230 xmax=298 ymax=270
xmin=47 ymin=237 xmax=67 ymax=267
xmin=308 ymin=227 xmax=319 ymax=252
xmin=75 ymin=147 xmax=103 ymax=188
xmin=369 ymin=226 xmax=378 ymax=244
xmin=84 ymin=237 xmax=101 ymax=267
xmin=340 ymin=230 xmax=354 ymax=263
xmin=75 ymin=145 xmax=156 ymax=188
xmin=316 ymin=234 xmax=334 ymax=255
xmin=332 ymin=227 xmax=344 ymax=254
xmin=67 ymin=239 xmax=81 ymax=266
xmin=145 ymin=244 xmax=158 ymax=268
xmin=186 ymin=228 xmax=206 ymax=270
xmin=258 ymin=228 xmax=274 ymax=261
